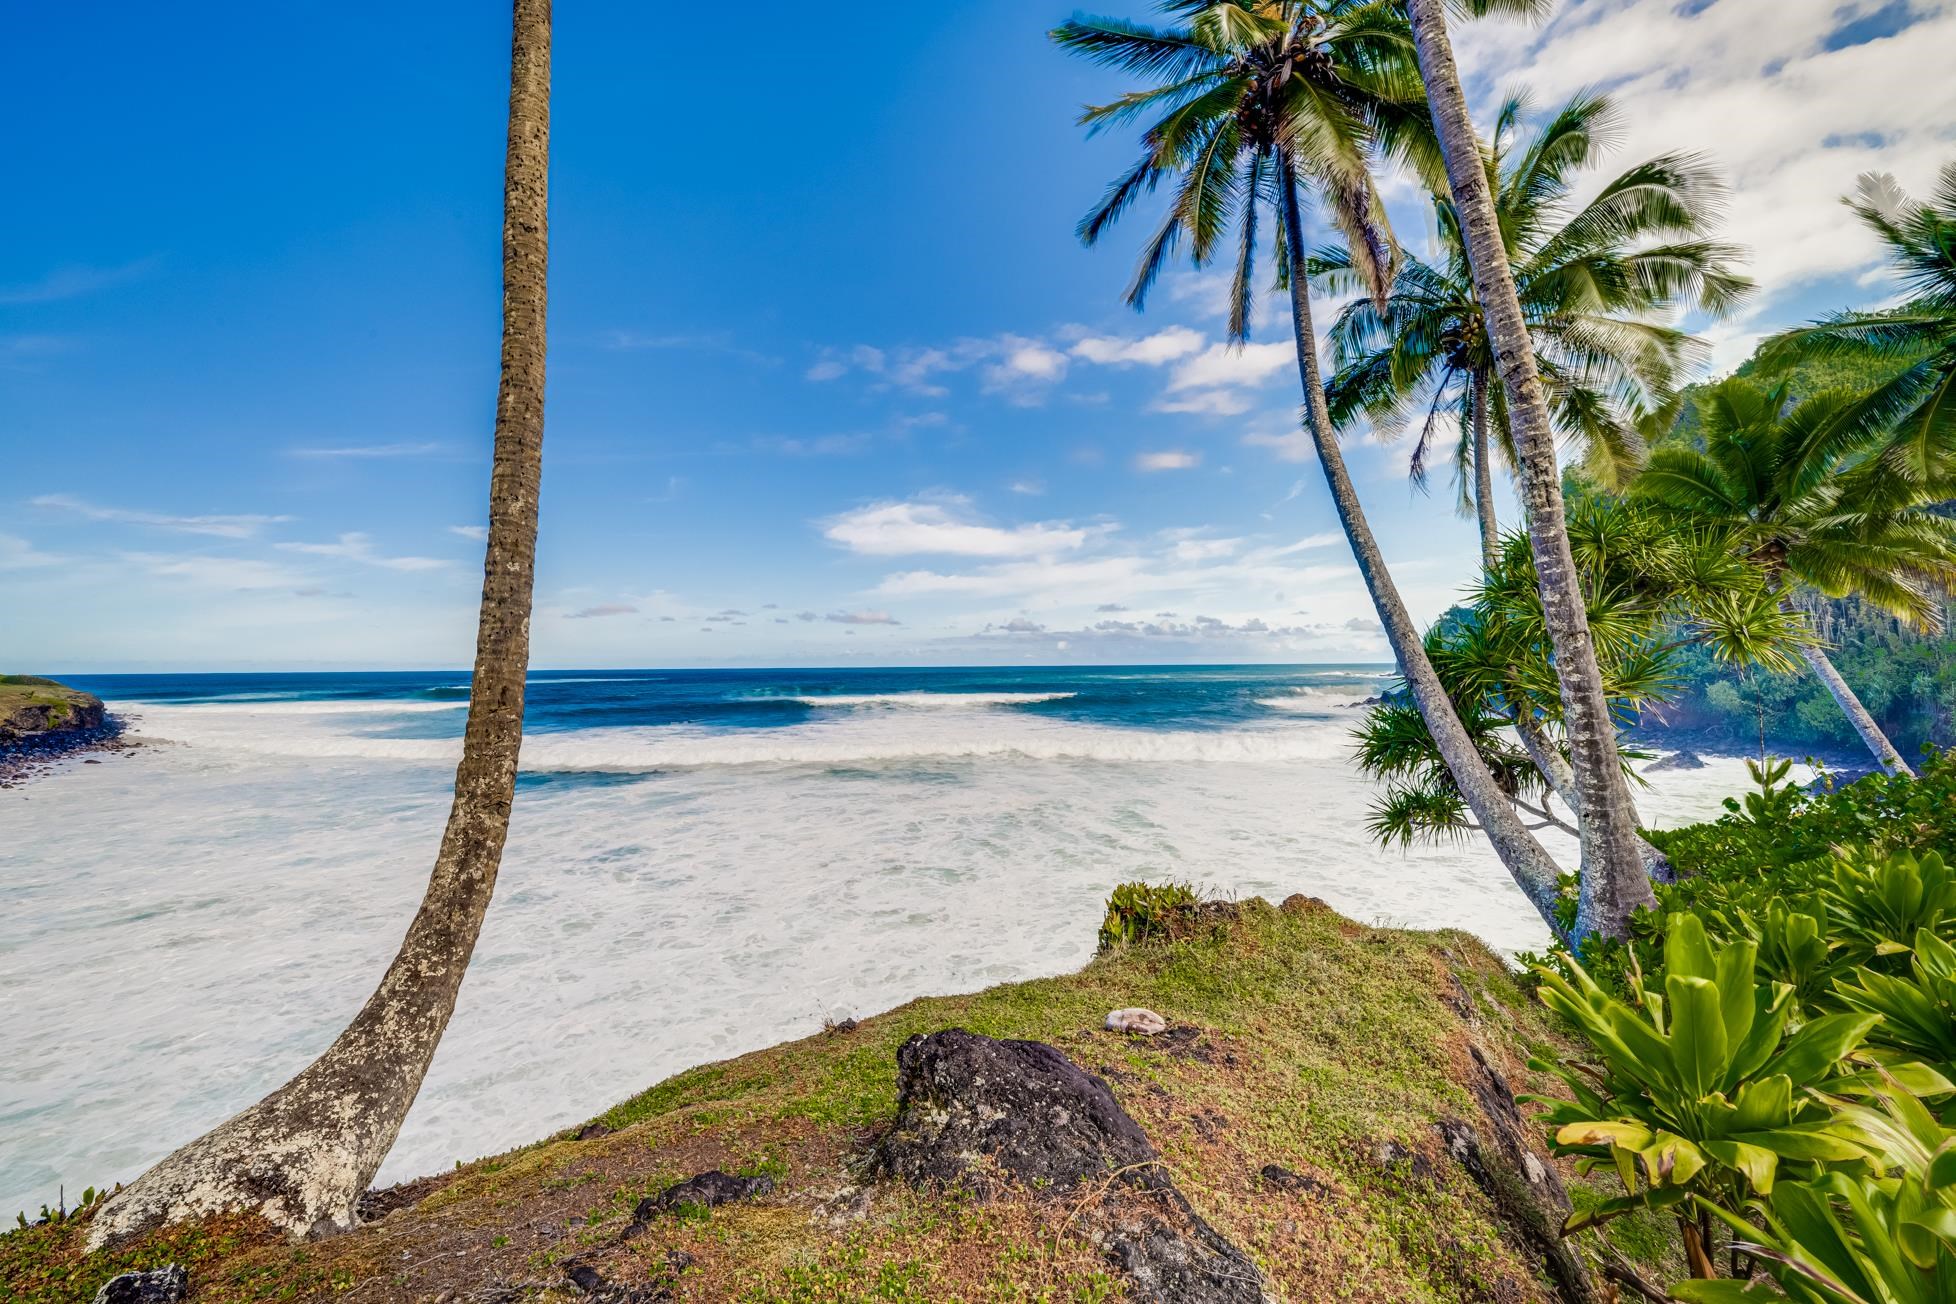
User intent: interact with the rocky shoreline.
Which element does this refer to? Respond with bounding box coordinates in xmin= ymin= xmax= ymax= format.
xmin=0 ymin=677 xmax=132 ymax=789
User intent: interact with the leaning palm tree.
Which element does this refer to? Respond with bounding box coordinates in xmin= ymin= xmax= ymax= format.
xmin=1760 ymin=164 xmax=1956 ymax=486
xmin=89 ymin=0 xmax=553 ymax=1248
xmin=1053 ymin=0 xmax=1580 ymax=935
xmin=1401 ymin=0 xmax=1656 ymax=940
xmin=1316 ymin=89 xmax=1749 ymax=571
xmin=1634 ymin=378 xmax=1956 ymax=776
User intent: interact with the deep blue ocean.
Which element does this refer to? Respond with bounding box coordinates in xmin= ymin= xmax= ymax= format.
xmin=61 ymin=664 xmax=1395 ymax=741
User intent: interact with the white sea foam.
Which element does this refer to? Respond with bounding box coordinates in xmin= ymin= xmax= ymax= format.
xmin=141 ymin=699 xmax=467 ymax=717
xmin=0 ymin=700 xmax=1774 ymax=1218
xmin=782 ymin=691 xmax=1076 ymax=708
xmin=1255 ymin=687 xmax=1371 ymax=712
xmin=126 ymin=700 xmax=1320 ymax=768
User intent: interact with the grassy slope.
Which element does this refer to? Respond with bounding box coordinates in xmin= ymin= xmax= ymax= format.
xmin=2 ymin=897 xmax=1669 ymax=1303
xmin=0 ymin=677 xmax=93 ymax=728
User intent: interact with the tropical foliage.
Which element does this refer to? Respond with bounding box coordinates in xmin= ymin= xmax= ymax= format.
xmin=1352 ymin=493 xmax=1803 ymax=850
xmin=1633 ymin=376 xmax=1956 ymax=772
xmin=1530 ymin=771 xmax=1956 ymax=1296
xmin=1760 ymin=166 xmax=1956 ymax=488
xmin=1315 ymin=90 xmax=1747 ymax=535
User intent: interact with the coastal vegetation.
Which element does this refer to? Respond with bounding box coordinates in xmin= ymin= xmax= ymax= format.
xmin=1057 ymin=0 xmax=1656 ymax=948
xmin=1521 ymin=754 xmax=1956 ymax=1297
xmin=8 ymin=0 xmax=1954 ymax=1299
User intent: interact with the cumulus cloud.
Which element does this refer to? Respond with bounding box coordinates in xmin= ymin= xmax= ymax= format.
xmin=1450 ymin=0 xmax=1956 ymax=360
xmin=827 ymin=609 xmax=900 ymax=625
xmin=823 ymin=498 xmax=1092 ymax=558
xmin=33 ymin=493 xmax=292 ymax=539
xmin=1069 ymin=326 xmax=1204 ymax=367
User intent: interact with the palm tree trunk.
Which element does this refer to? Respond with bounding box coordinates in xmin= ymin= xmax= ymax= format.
xmin=88 ymin=0 xmax=552 ymax=1249
xmin=1404 ymin=0 xmax=1654 ymax=941
xmin=1784 ymin=601 xmax=1914 ymax=776
xmin=1471 ymin=368 xmax=1498 ymax=574
xmin=1276 ymin=152 xmax=1569 ymax=934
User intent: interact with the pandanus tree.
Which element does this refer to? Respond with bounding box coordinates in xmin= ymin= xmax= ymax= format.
xmin=1634 ymin=377 xmax=1956 ymax=776
xmin=1053 ymin=0 xmax=1590 ymax=937
xmin=89 ymin=0 xmax=553 ymax=1247
xmin=1314 ymin=89 xmax=1750 ymax=571
xmin=1761 ymin=163 xmax=1956 ymax=487
xmin=1401 ymin=0 xmax=1658 ymax=940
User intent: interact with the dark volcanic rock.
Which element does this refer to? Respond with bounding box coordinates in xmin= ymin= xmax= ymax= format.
xmin=91 ymin=1265 xmax=187 ymax=1304
xmin=875 ymin=1028 xmax=1158 ymax=1191
xmin=0 ymin=679 xmax=126 ymax=787
xmin=563 ymin=1261 xmax=667 ymax=1302
xmin=875 ymin=1028 xmax=1265 ymax=1303
xmin=633 ymin=1170 xmax=773 ymax=1220
xmin=1645 ymin=748 xmax=1706 ymax=772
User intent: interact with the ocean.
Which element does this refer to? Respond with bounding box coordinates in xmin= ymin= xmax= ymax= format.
xmin=0 ymin=665 xmax=1772 ymax=1217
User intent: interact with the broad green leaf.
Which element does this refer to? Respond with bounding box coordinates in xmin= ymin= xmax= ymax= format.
xmin=1761 ymin=1013 xmax=1880 ymax=1085
xmin=1703 ymin=1138 xmax=1781 ymax=1191
xmin=1667 ymin=911 xmax=1719 ymax=981
xmin=1668 ymin=974 xmax=1729 ymax=1097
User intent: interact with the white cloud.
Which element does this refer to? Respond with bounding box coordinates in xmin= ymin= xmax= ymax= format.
xmin=449 ymin=525 xmax=489 ymax=541
xmin=827 ymin=609 xmax=900 ymax=625
xmin=276 ymin=532 xmax=449 ymax=572
xmin=1135 ymin=450 xmax=1201 ymax=472
xmin=1152 ymin=389 xmax=1255 ymax=417
xmin=1069 ymin=326 xmax=1204 ymax=367
xmin=32 ymin=493 xmax=292 ymax=539
xmin=823 ymin=498 xmax=1092 ymax=558
xmin=1451 ymin=0 xmax=1956 ymax=360
xmin=566 ymin=603 xmax=636 ymax=619
xmin=1166 ymin=342 xmax=1292 ymax=392
xmin=1243 ymin=428 xmax=1315 ymax=463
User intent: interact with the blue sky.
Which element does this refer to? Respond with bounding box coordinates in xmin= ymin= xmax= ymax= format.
xmin=4 ymin=0 xmax=1949 ymax=671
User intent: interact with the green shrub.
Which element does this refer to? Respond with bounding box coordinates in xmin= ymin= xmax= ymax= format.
xmin=1530 ymin=748 xmax=1956 ymax=1297
xmin=1095 ymin=881 xmax=1201 ymax=953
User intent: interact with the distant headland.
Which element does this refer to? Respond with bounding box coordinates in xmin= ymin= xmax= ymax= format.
xmin=0 ymin=676 xmax=127 ymax=787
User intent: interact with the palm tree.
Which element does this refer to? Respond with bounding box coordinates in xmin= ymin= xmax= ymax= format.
xmin=1634 ymin=378 xmax=1956 ymax=776
xmin=1760 ymin=164 xmax=1956 ymax=486
xmin=88 ymin=0 xmax=553 ymax=1248
xmin=1401 ymin=0 xmax=1655 ymax=940
xmin=1357 ymin=494 xmax=1805 ymax=849
xmin=1315 ymin=90 xmax=1749 ymax=571
xmin=1053 ymin=1 xmax=1576 ymax=935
